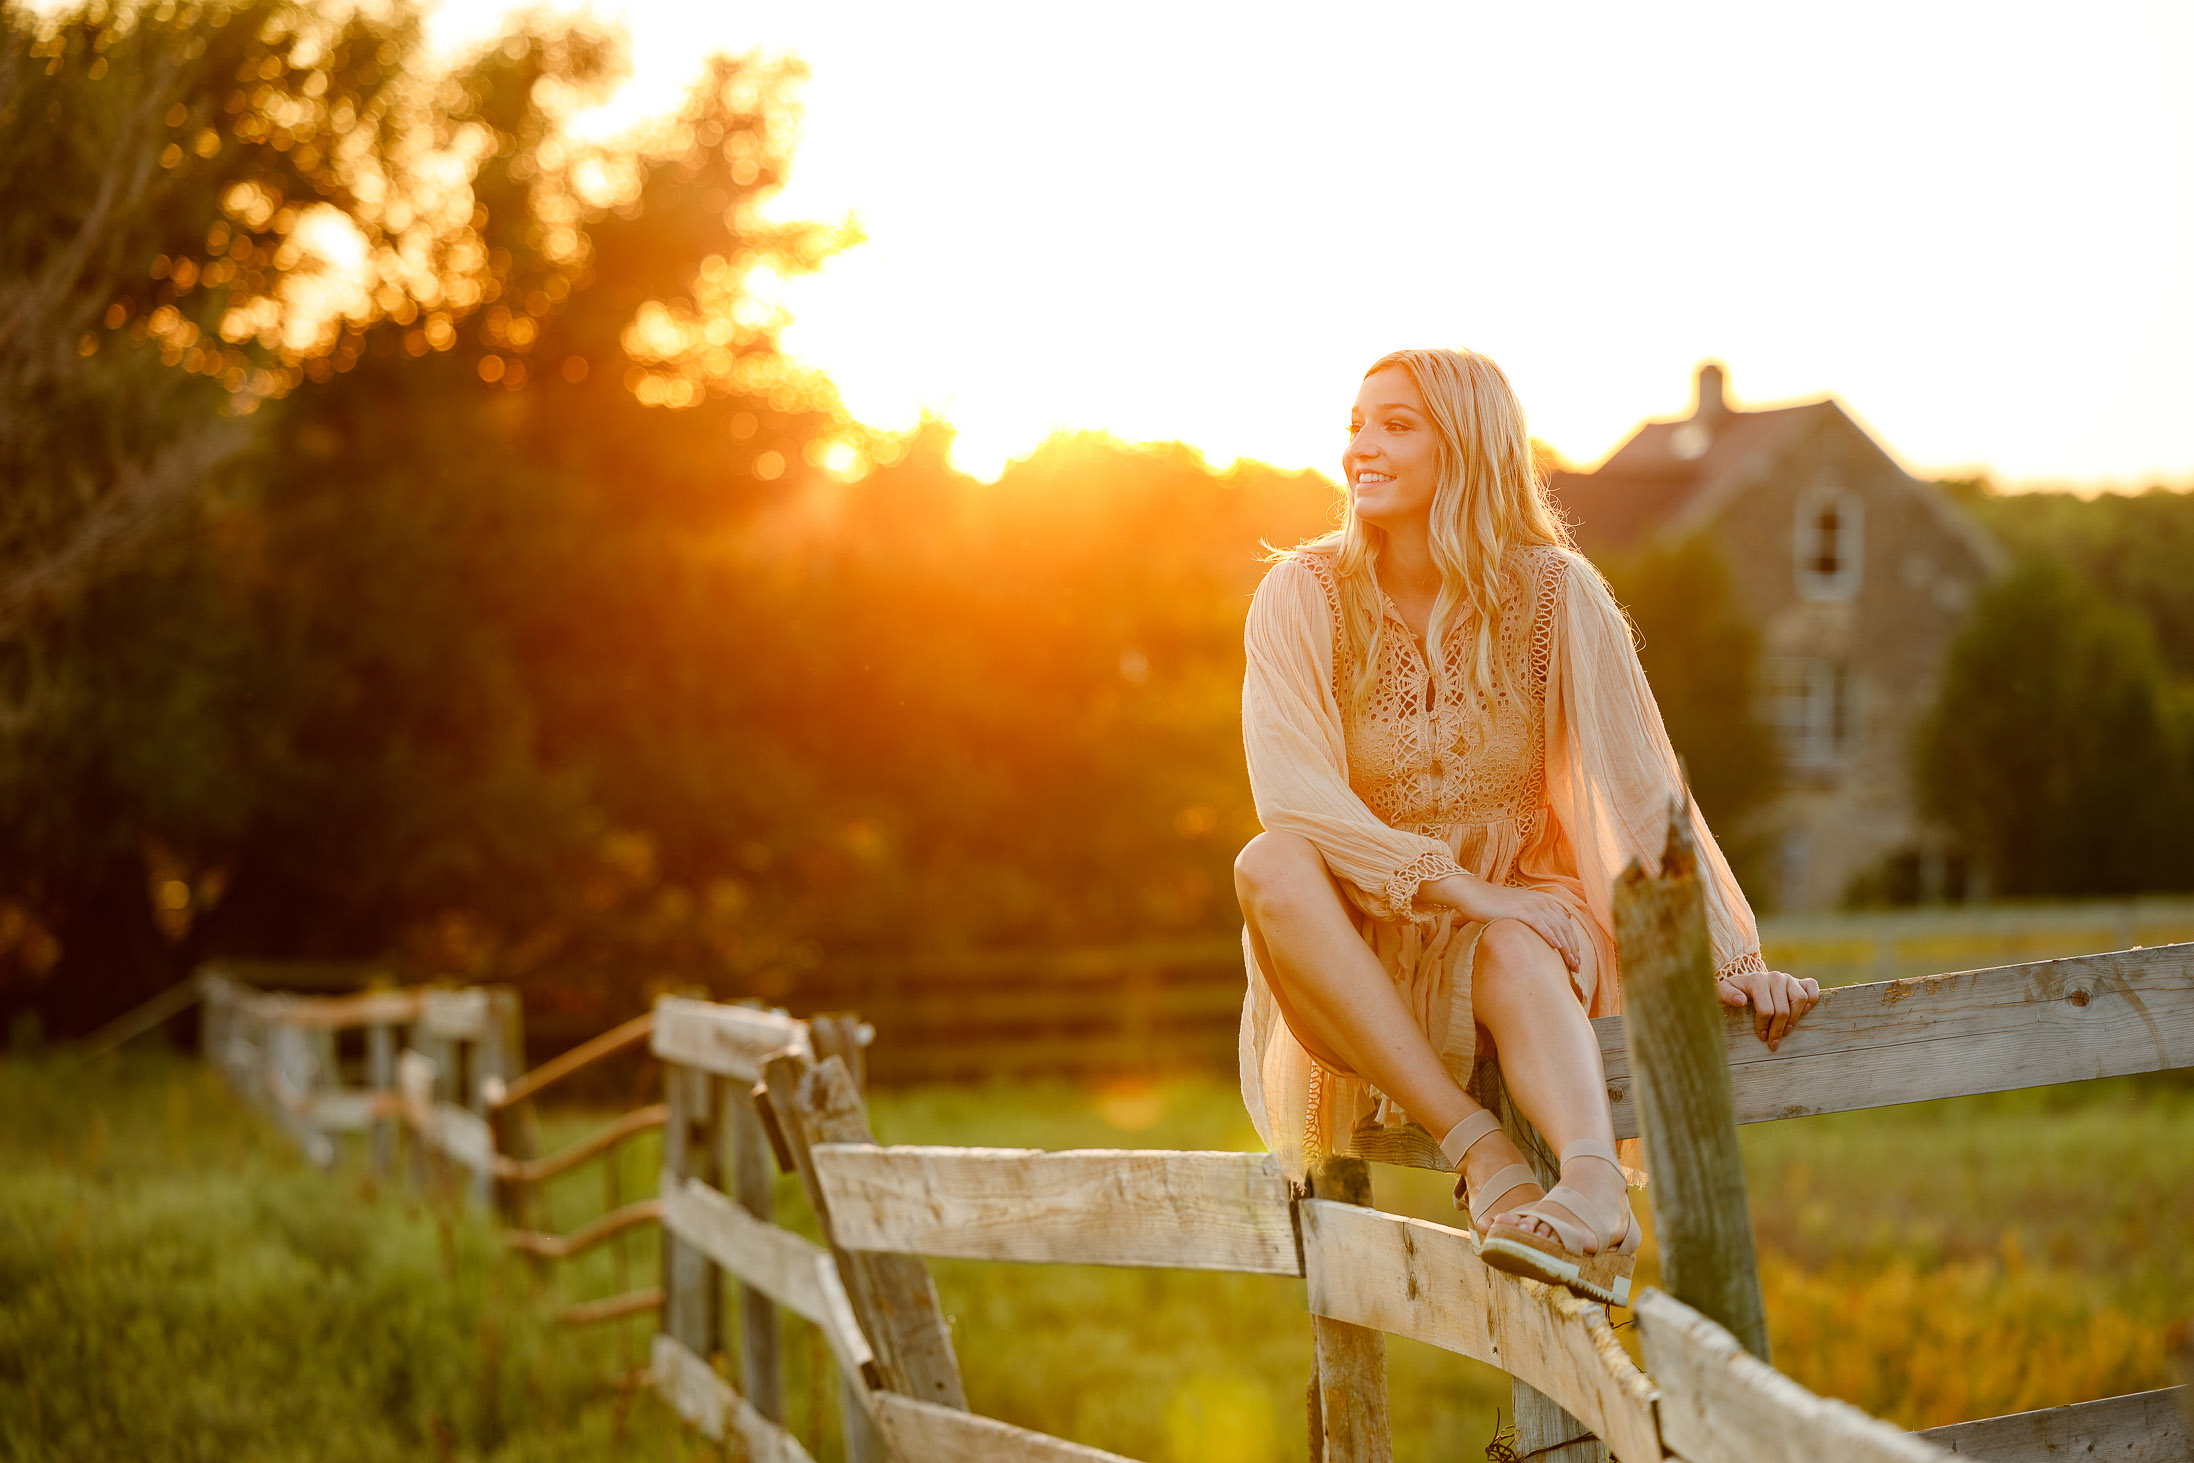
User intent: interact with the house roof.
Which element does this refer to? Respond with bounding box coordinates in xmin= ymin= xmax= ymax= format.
xmin=1547 ymin=372 xmax=1835 ymax=552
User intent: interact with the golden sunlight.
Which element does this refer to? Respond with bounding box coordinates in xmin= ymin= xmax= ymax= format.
xmin=421 ymin=0 xmax=2194 ymax=489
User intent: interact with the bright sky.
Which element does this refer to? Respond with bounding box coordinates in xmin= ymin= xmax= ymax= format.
xmin=428 ymin=0 xmax=2194 ymax=488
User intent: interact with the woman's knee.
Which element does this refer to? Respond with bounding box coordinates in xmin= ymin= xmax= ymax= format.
xmin=1233 ymin=831 xmax=1325 ymax=919
xmin=1475 ymin=918 xmax=1570 ymax=1011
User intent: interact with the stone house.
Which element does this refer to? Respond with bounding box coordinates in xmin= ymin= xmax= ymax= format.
xmin=1548 ymin=364 xmax=2005 ymax=911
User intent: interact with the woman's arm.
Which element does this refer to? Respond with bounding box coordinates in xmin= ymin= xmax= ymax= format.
xmin=1243 ymin=557 xmax=1466 ymax=921
xmin=1536 ymin=552 xmax=1818 ymax=1042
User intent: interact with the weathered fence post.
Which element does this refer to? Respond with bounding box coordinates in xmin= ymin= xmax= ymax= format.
xmin=1302 ymin=1154 xmax=1392 ymax=1463
xmin=721 ymin=1081 xmax=785 ymax=1422
xmin=1479 ymin=1058 xmax=1609 ymax=1463
xmin=1616 ymin=799 xmax=1771 ymax=1361
xmin=808 ymin=1015 xmax=875 ymax=1455
xmin=661 ymin=1061 xmax=724 ymax=1365
xmin=760 ymin=1048 xmax=966 ymax=1419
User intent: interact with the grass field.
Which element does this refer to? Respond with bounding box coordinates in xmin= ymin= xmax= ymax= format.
xmin=5 ymin=1052 xmax=2190 ymax=1462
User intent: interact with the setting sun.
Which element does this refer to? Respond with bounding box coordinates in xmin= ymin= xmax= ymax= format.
xmin=419 ymin=0 xmax=2194 ymax=487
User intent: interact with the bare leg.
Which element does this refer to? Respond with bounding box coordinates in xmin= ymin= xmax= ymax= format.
xmin=1235 ymin=832 xmax=1536 ymax=1209
xmin=1471 ymin=917 xmax=1628 ymax=1247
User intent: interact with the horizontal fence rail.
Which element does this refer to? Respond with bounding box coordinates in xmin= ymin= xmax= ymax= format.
xmin=810 ymin=1146 xmax=1302 ymax=1274
xmin=1603 ymin=940 xmax=2194 ymax=1141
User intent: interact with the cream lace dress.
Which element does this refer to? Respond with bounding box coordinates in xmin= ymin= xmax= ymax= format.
xmin=1236 ymin=544 xmax=1767 ymax=1176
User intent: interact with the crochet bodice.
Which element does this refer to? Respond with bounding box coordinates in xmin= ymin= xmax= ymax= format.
xmin=1296 ymin=546 xmax=1564 ymax=837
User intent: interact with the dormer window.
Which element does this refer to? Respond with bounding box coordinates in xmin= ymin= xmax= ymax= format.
xmin=1795 ymin=489 xmax=1863 ymax=600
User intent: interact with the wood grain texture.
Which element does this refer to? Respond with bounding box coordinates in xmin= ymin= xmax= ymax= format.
xmin=1917 ymin=1387 xmax=2188 ymax=1461
xmin=650 ymin=1333 xmax=815 ymax=1463
xmin=763 ymin=1051 xmax=968 ymax=1412
xmin=809 ymin=1145 xmax=1302 ymax=1276
xmin=1598 ymin=943 xmax=2194 ymax=1139
xmin=1616 ymin=821 xmax=1770 ymax=1362
xmin=1636 ymin=1288 xmax=1948 ymax=1463
xmin=661 ymin=1065 xmax=722 ymax=1361
xmin=727 ymin=1086 xmax=788 ymax=1425
xmin=1303 ymin=1157 xmax=1391 ymax=1463
xmin=1298 ymin=1200 xmax=1658 ymax=1463
xmin=657 ymin=1174 xmax=878 ymax=1376
xmin=652 ymin=996 xmax=809 ymax=1082
xmin=868 ymin=1392 xmax=1140 ymax=1463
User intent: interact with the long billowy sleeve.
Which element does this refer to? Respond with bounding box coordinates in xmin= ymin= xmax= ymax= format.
xmin=1243 ymin=557 xmax=1464 ymax=921
xmin=1533 ymin=551 xmax=1767 ymax=1016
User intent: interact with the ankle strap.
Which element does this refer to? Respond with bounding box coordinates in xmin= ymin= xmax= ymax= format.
xmin=1438 ymin=1109 xmax=1505 ymax=1168
xmin=1559 ymin=1138 xmax=1624 ymax=1176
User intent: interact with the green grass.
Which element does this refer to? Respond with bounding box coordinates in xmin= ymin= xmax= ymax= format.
xmin=7 ymin=1057 xmax=2192 ymax=1462
xmin=0 ymin=1053 xmax=691 ymax=1463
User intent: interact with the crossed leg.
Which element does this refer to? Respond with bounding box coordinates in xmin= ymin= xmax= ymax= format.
xmin=1235 ymin=830 xmax=1625 ymax=1245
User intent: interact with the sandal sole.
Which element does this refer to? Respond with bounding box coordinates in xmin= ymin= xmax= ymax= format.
xmin=1477 ymin=1233 xmax=1633 ymax=1307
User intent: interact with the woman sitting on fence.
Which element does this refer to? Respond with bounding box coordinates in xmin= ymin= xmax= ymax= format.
xmin=1234 ymin=347 xmax=1820 ymax=1305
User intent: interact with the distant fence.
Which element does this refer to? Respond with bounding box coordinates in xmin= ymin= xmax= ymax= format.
xmin=184 ymin=920 xmax=2194 ymax=1462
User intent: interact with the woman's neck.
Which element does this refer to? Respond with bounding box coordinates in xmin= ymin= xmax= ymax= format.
xmin=1377 ymin=521 xmax=1440 ymax=598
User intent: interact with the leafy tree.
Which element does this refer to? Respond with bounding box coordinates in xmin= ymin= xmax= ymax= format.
xmin=1959 ymin=482 xmax=2194 ymax=678
xmin=1914 ymin=559 xmax=2194 ymax=896
xmin=0 ymin=0 xmax=845 ymax=1031
xmin=1597 ymin=534 xmax=1781 ymax=896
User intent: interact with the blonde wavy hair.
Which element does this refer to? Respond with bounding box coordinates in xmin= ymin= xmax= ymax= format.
xmin=1308 ymin=348 xmax=1574 ymax=731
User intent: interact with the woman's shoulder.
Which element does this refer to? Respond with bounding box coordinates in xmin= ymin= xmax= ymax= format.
xmin=1257 ymin=542 xmax=1343 ymax=602
xmin=1508 ymin=540 xmax=1587 ymax=579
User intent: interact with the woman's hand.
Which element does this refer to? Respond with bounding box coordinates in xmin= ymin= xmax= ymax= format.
xmin=1717 ymin=968 xmax=1821 ymax=1050
xmin=1419 ymin=873 xmax=1582 ymax=972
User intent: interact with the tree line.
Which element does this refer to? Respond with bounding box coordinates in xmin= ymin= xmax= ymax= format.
xmin=3 ymin=2 xmax=2187 ymax=1040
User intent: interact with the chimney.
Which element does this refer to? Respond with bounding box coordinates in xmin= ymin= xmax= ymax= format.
xmin=1694 ymin=362 xmax=1729 ymax=425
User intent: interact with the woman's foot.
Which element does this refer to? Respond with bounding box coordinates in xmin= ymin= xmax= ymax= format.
xmin=1437 ymin=1110 xmax=1545 ymax=1233
xmin=1453 ymin=1128 xmax=1543 ymax=1231
xmin=1486 ymin=1144 xmax=1627 ymax=1250
xmin=1478 ymin=1140 xmax=1640 ymax=1305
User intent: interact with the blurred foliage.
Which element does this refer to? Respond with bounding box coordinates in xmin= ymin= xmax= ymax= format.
xmin=0 ymin=0 xmax=850 ymax=1030
xmin=1954 ymin=479 xmax=2194 ymax=678
xmin=1597 ymin=534 xmax=1780 ymax=888
xmin=1919 ymin=477 xmax=2194 ymax=896
xmin=1915 ymin=558 xmax=2194 ymax=896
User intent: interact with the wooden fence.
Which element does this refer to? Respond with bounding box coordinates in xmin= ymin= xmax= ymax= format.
xmin=184 ymin=928 xmax=2194 ymax=1462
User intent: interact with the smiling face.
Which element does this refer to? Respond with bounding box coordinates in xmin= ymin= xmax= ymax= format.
xmin=1344 ymin=366 xmax=1442 ymax=533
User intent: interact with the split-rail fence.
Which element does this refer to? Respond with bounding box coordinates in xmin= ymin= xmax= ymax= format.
xmin=176 ymin=862 xmax=2193 ymax=1463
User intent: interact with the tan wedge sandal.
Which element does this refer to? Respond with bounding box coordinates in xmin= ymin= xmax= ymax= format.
xmin=1475 ymin=1138 xmax=1640 ymax=1306
xmin=1437 ymin=1110 xmax=1546 ymax=1236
